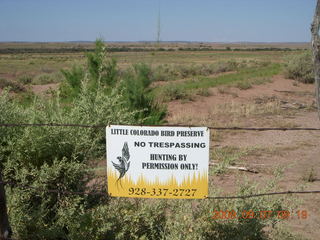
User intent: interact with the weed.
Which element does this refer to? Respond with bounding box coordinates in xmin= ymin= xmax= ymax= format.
xmin=32 ymin=73 xmax=60 ymax=84
xmin=157 ymin=85 xmax=191 ymax=101
xmin=211 ymin=147 xmax=248 ymax=175
xmin=233 ymin=76 xmax=272 ymax=90
xmin=209 ymin=100 xmax=281 ymax=119
xmin=254 ymin=77 xmax=272 ymax=85
xmin=235 ymin=81 xmax=252 ymax=90
xmin=196 ymin=88 xmax=211 ymax=97
xmin=302 ymin=167 xmax=317 ymax=182
xmin=18 ymin=75 xmax=33 ymax=84
xmin=217 ymin=86 xmax=232 ymax=94
xmin=150 ymin=61 xmax=240 ymax=83
xmin=0 ymin=78 xmax=26 ymax=92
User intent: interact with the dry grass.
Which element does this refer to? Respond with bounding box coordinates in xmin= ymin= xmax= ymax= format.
xmin=208 ymin=100 xmax=282 ymax=118
xmin=169 ymin=99 xmax=283 ymax=128
xmin=301 ymin=167 xmax=317 ymax=182
xmin=217 ymin=86 xmax=238 ymax=97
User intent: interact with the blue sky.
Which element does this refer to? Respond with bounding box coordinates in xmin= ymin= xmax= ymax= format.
xmin=0 ymin=0 xmax=316 ymax=42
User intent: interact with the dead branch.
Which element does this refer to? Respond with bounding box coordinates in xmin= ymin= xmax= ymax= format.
xmin=209 ymin=163 xmax=259 ymax=173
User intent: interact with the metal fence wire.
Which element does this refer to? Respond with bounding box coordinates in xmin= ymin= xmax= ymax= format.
xmin=1 ymin=122 xmax=320 ymax=200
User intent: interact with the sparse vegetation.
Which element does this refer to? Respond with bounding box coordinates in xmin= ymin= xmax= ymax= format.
xmin=0 ymin=41 xmax=317 ymax=240
xmin=153 ymin=63 xmax=281 ymax=102
xmin=233 ymin=77 xmax=272 ymax=90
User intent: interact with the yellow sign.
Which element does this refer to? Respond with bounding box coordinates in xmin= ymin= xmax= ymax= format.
xmin=106 ymin=125 xmax=209 ymax=199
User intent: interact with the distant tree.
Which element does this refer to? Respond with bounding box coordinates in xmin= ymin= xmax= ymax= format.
xmin=311 ymin=0 xmax=320 ymax=119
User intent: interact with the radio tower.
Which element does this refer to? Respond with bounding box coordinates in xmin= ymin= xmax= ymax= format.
xmin=156 ymin=0 xmax=161 ymax=46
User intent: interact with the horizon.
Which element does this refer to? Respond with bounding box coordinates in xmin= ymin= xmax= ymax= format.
xmin=0 ymin=40 xmax=311 ymax=44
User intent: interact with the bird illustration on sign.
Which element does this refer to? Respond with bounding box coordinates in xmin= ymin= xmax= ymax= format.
xmin=112 ymin=142 xmax=130 ymax=188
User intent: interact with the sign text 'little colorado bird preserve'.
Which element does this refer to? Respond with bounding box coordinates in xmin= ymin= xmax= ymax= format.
xmin=106 ymin=125 xmax=210 ymax=199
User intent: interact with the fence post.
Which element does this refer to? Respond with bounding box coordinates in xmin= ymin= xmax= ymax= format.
xmin=311 ymin=0 xmax=320 ymax=120
xmin=0 ymin=171 xmax=11 ymax=240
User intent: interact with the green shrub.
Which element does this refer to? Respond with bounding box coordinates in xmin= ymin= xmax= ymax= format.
xmin=60 ymin=40 xmax=119 ymax=99
xmin=18 ymin=75 xmax=33 ymax=84
xmin=58 ymin=40 xmax=166 ymax=124
xmin=160 ymin=174 xmax=298 ymax=240
xmin=60 ymin=65 xmax=85 ymax=99
xmin=0 ymin=39 xmax=167 ymax=240
xmin=0 ymin=90 xmax=25 ymax=168
xmin=1 ymin=81 xmax=141 ymax=239
xmin=121 ymin=63 xmax=166 ymax=124
xmin=86 ymin=39 xmax=118 ymax=87
xmin=61 ymin=65 xmax=84 ymax=90
xmin=284 ymin=52 xmax=314 ymax=83
xmin=98 ymin=199 xmax=167 ymax=240
xmin=6 ymin=159 xmax=93 ymax=240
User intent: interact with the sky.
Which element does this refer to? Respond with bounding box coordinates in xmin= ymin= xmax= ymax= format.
xmin=0 ymin=0 xmax=317 ymax=42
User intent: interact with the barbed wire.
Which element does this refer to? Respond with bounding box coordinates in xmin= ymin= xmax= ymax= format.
xmin=1 ymin=123 xmax=320 ymax=131
xmin=206 ymin=190 xmax=320 ymax=199
xmin=1 ymin=181 xmax=319 ymax=200
xmin=1 ymin=122 xmax=320 ymax=199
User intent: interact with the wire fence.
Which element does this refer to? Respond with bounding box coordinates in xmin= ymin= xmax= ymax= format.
xmin=1 ymin=180 xmax=320 ymax=200
xmin=1 ymin=122 xmax=320 ymax=200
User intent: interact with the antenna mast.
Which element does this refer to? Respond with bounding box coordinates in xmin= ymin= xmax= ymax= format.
xmin=157 ymin=0 xmax=161 ymax=45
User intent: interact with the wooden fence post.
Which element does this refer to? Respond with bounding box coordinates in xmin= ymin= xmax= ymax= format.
xmin=311 ymin=0 xmax=320 ymax=120
xmin=0 ymin=171 xmax=11 ymax=240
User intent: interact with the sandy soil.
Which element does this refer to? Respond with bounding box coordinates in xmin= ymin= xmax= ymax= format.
xmin=30 ymin=83 xmax=59 ymax=95
xmin=166 ymin=75 xmax=320 ymax=239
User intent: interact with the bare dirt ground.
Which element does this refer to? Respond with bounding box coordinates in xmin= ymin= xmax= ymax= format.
xmin=30 ymin=83 xmax=59 ymax=95
xmin=166 ymin=75 xmax=320 ymax=239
